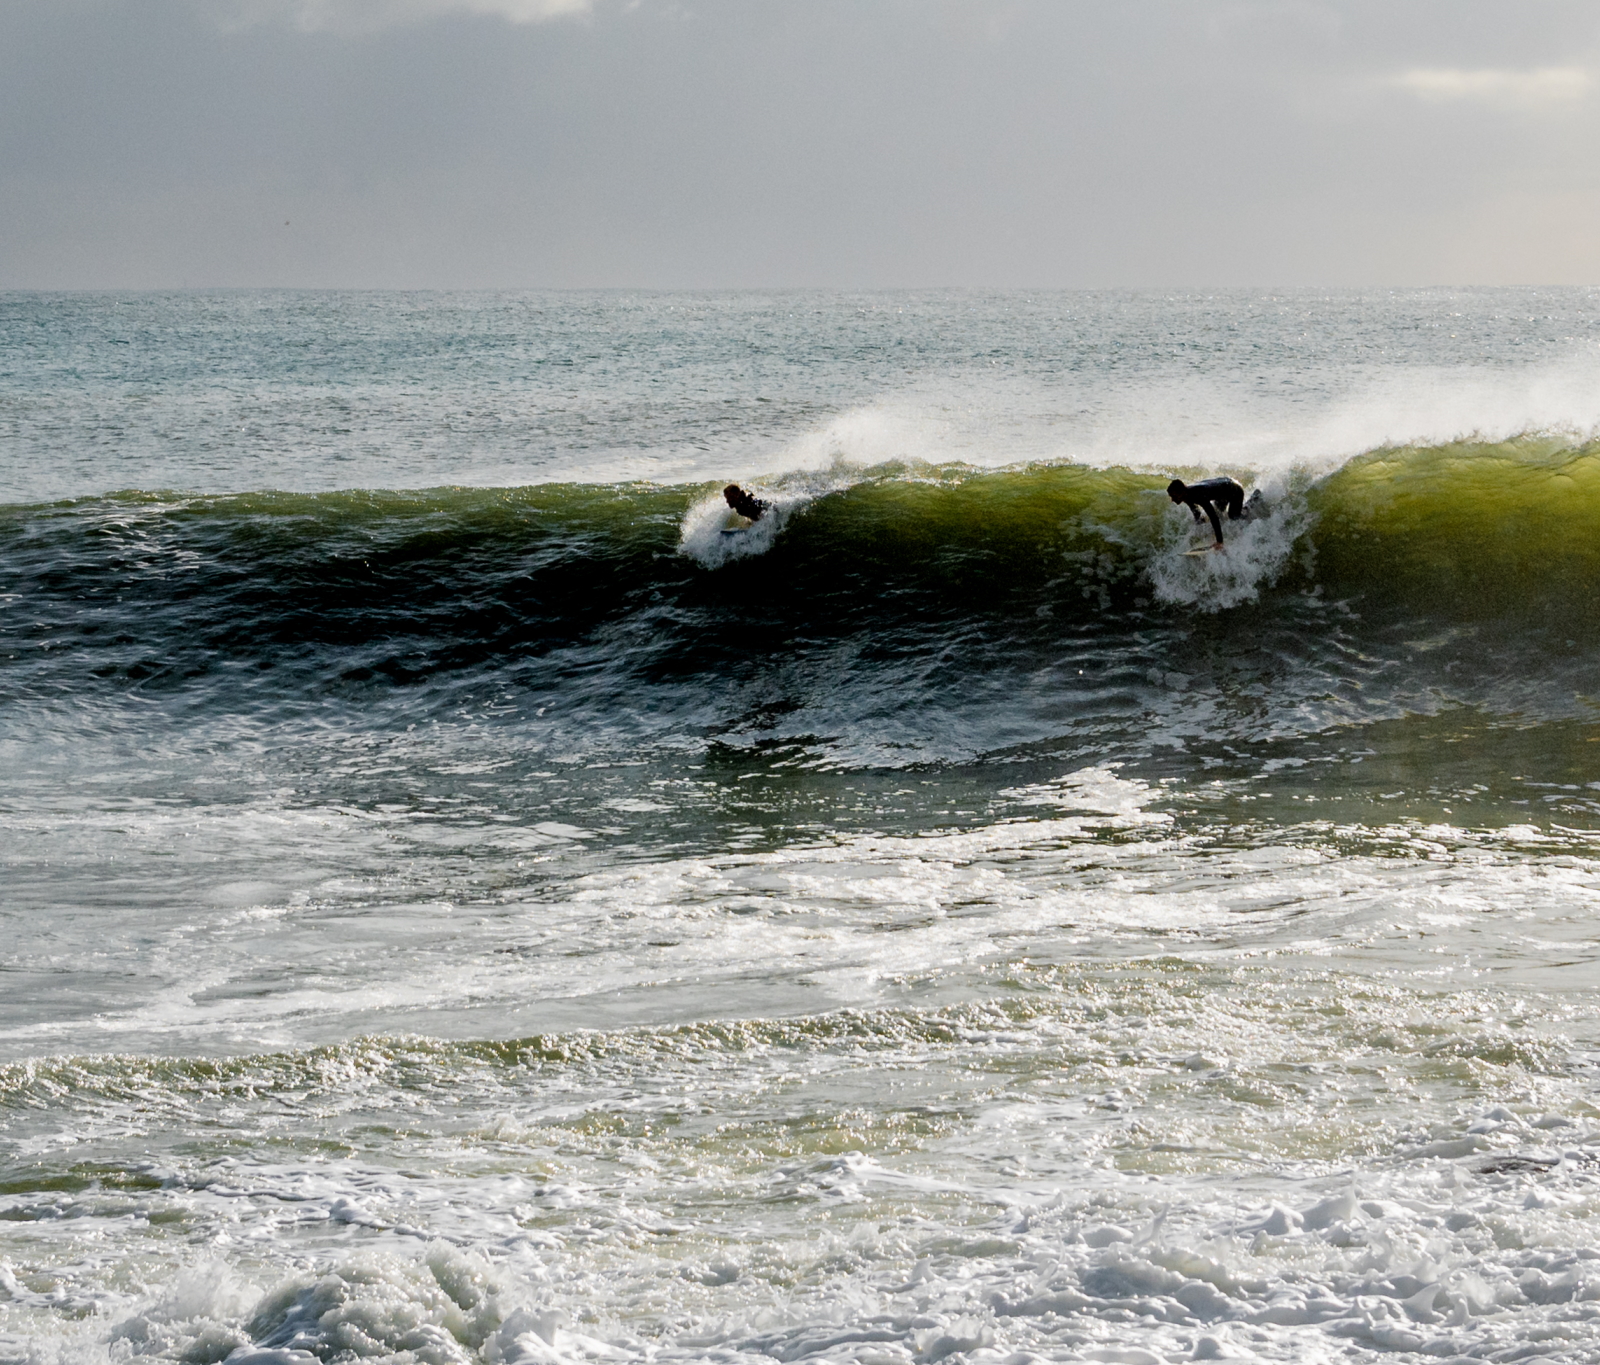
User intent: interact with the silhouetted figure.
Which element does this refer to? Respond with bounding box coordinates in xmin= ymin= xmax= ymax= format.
xmin=1168 ymin=476 xmax=1246 ymax=550
xmin=723 ymin=484 xmax=768 ymax=522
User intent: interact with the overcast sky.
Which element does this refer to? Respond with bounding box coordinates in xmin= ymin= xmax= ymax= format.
xmin=4 ymin=0 xmax=1600 ymax=289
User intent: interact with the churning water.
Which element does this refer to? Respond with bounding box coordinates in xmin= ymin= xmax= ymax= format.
xmin=2 ymin=289 xmax=1599 ymax=1365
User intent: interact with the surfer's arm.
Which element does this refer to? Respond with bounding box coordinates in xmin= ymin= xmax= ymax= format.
xmin=1202 ymin=502 xmax=1224 ymax=544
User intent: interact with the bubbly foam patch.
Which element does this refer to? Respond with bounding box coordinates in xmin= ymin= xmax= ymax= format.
xmin=6 ymin=1037 xmax=1598 ymax=1365
xmin=676 ymin=467 xmax=861 ymax=567
xmin=1143 ymin=478 xmax=1316 ymax=611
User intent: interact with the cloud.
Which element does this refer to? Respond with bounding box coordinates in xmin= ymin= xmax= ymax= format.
xmin=209 ymin=0 xmax=592 ymax=33
xmin=1390 ymin=66 xmax=1592 ymax=112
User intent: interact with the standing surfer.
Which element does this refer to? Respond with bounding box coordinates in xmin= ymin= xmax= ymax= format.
xmin=1167 ymin=476 xmax=1247 ymax=550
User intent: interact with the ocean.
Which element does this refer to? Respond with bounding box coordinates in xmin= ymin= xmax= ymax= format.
xmin=2 ymin=288 xmax=1599 ymax=1365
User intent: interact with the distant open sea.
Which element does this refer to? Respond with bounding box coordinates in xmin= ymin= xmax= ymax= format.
xmin=3 ymin=288 xmax=1600 ymax=1365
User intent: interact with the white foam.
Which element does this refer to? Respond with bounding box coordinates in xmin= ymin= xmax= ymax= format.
xmin=1143 ymin=482 xmax=1316 ymax=611
xmin=998 ymin=765 xmax=1159 ymax=814
xmin=676 ymin=489 xmax=794 ymax=567
xmin=6 ymin=771 xmax=1600 ymax=1054
xmin=13 ymin=1096 xmax=1600 ymax=1364
xmin=675 ymin=466 xmax=860 ymax=567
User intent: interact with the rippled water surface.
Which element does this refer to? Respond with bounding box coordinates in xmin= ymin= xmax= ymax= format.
xmin=3 ymin=289 xmax=1600 ymax=1365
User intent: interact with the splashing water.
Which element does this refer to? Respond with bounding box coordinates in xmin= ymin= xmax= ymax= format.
xmin=7 ymin=288 xmax=1600 ymax=1365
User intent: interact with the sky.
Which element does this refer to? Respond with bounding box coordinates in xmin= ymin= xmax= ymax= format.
xmin=3 ymin=0 xmax=1600 ymax=289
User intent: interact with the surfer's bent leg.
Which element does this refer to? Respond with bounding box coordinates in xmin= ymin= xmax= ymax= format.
xmin=1224 ymin=484 xmax=1245 ymax=521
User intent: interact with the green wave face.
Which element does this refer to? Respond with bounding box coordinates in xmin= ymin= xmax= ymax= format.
xmin=6 ymin=434 xmax=1596 ymax=623
xmin=671 ymin=438 xmax=1600 ymax=629
xmin=2 ymin=437 xmax=1598 ymax=784
xmin=1308 ymin=436 xmax=1600 ymax=618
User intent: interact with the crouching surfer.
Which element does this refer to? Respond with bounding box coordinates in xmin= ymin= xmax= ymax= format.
xmin=723 ymin=484 xmax=769 ymax=524
xmin=1167 ymin=476 xmax=1259 ymax=551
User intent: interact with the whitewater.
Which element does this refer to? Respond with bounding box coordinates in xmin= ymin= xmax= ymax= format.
xmin=2 ymin=288 xmax=1599 ymax=1365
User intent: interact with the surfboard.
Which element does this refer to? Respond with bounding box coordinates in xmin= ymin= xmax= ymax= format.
xmin=1183 ymin=547 xmax=1218 ymax=557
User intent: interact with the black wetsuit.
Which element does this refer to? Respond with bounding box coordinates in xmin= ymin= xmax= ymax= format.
xmin=1175 ymin=477 xmax=1245 ymax=543
xmin=726 ymin=489 xmax=768 ymax=521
